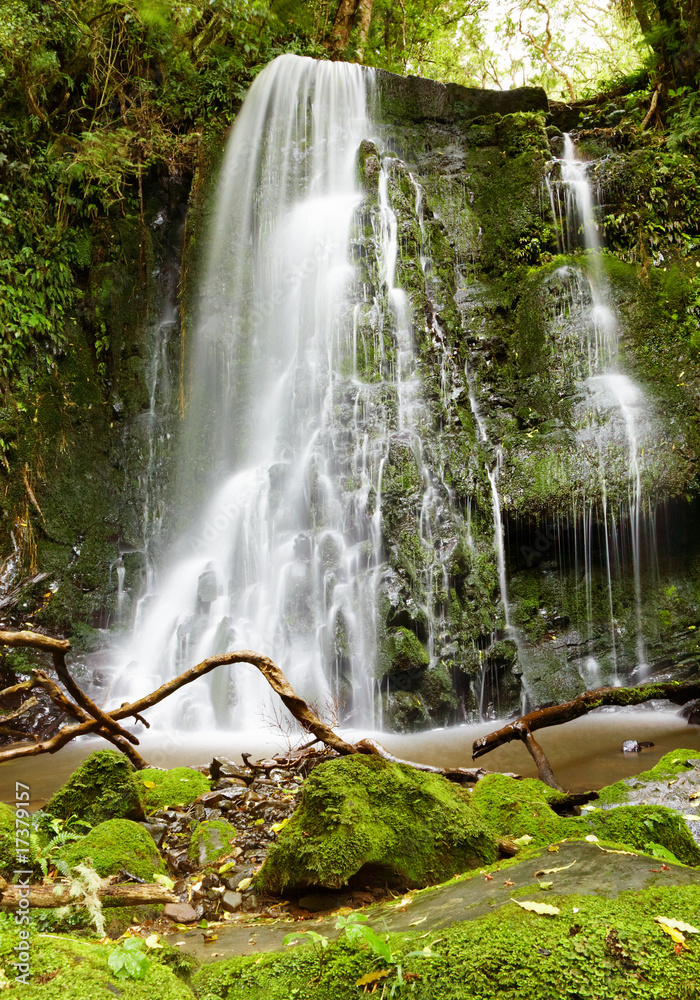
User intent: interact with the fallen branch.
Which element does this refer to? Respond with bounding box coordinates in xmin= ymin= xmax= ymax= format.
xmin=355 ymin=737 xmax=517 ymax=784
xmin=641 ymin=83 xmax=662 ymax=130
xmin=0 ymin=879 xmax=178 ymax=909
xmin=0 ymin=630 xmax=147 ymax=768
xmin=0 ymin=640 xmax=358 ymax=766
xmin=472 ymin=679 xmax=700 ymax=790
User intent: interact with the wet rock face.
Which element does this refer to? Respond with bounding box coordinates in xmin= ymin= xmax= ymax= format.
xmin=375 ymin=70 xmax=549 ymax=124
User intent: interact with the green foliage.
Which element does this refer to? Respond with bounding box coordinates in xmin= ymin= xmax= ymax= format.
xmin=108 ymin=936 xmax=152 ymax=980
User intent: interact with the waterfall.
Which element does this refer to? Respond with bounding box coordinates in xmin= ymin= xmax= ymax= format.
xmin=545 ymin=134 xmax=650 ymax=679
xmin=113 ymin=55 xmax=380 ymax=730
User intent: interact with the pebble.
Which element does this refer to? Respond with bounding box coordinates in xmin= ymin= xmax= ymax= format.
xmin=222 ymin=891 xmax=243 ymax=912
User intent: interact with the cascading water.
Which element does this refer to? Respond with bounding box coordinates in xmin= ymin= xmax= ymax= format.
xmin=114 ymin=55 xmax=380 ymax=729
xmin=543 ymin=134 xmax=651 ymax=680
xmin=111 ymin=54 xmax=476 ymax=733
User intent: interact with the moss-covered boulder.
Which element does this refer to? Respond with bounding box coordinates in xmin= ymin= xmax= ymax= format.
xmin=137 ymin=767 xmax=210 ymax=812
xmin=587 ymin=804 xmax=700 ymax=866
xmin=597 ymin=748 xmax=700 ymax=806
xmin=470 ymin=774 xmax=571 ymax=845
xmin=188 ymin=820 xmax=237 ymax=866
xmin=44 ymin=750 xmax=143 ymax=827
xmin=471 ymin=772 xmax=700 ymax=865
xmin=60 ymin=819 xmax=165 ymax=881
xmin=256 ymin=755 xmax=498 ymax=894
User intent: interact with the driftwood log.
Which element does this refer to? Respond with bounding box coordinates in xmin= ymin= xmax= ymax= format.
xmin=473 ymin=679 xmax=700 ymax=790
xmin=0 ymin=878 xmax=178 ymax=909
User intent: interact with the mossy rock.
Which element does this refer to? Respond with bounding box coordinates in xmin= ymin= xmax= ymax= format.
xmin=256 ymin=755 xmax=498 ymax=894
xmin=0 ymin=803 xmax=18 ymax=877
xmin=587 ymin=804 xmax=700 ymax=866
xmin=188 ymin=820 xmax=237 ymax=867
xmin=0 ymin=913 xmax=190 ymax=999
xmin=138 ymin=767 xmax=210 ymax=812
xmin=470 ymin=774 xmax=571 ymax=845
xmin=597 ymin=748 xmax=700 ymax=806
xmin=60 ymin=819 xmax=165 ymax=881
xmin=44 ymin=750 xmax=143 ymax=828
xmin=192 ymin=884 xmax=700 ymax=1000
xmin=471 ymin=773 xmax=700 ymax=865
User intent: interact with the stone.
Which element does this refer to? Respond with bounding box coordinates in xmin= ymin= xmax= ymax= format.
xmin=44 ymin=749 xmax=143 ymax=827
xmin=257 ymin=755 xmax=498 ymax=894
xmin=137 ymin=767 xmax=210 ymax=811
xmin=375 ymin=67 xmax=548 ymax=124
xmin=221 ymin=891 xmax=243 ymax=912
xmin=60 ymin=818 xmax=166 ymax=880
xmin=210 ymin=757 xmax=254 ymax=783
xmin=164 ymin=902 xmax=201 ymax=923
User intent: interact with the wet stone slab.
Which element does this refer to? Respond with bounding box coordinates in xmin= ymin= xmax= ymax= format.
xmin=165 ymin=841 xmax=700 ymax=963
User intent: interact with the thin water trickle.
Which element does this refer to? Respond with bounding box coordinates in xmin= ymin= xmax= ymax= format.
xmin=547 ymin=134 xmax=651 ymax=678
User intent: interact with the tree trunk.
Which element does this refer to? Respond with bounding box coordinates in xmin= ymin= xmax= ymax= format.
xmin=326 ymin=0 xmax=358 ymax=57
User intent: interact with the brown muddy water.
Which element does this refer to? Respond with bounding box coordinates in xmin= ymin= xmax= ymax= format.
xmin=2 ymin=709 xmax=699 ymax=809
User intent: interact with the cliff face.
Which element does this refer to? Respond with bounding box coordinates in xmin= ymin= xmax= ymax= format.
xmin=3 ymin=67 xmax=700 ymax=732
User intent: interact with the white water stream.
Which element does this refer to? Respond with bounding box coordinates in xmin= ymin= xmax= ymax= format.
xmin=546 ymin=134 xmax=650 ymax=679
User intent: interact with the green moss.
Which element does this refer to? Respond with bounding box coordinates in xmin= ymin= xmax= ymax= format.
xmin=0 ymin=913 xmax=190 ymax=999
xmin=587 ymin=804 xmax=700 ymax=866
xmin=0 ymin=803 xmax=17 ymax=877
xmin=60 ymin=819 xmax=165 ymax=881
xmin=256 ymin=755 xmax=498 ymax=894
xmin=44 ymin=750 xmax=142 ymax=828
xmin=192 ymin=884 xmax=700 ymax=1000
xmin=188 ymin=820 xmax=237 ymax=866
xmin=470 ymin=774 xmax=571 ymax=845
xmin=138 ymin=767 xmax=210 ymax=812
xmin=386 ymin=627 xmax=429 ymax=672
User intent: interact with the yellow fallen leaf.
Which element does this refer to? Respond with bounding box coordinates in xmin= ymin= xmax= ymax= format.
xmin=356 ymin=969 xmax=391 ymax=987
xmin=547 ymin=844 xmax=560 ymax=853
xmin=683 ymin=814 xmax=700 ymax=821
xmin=145 ymin=934 xmax=163 ymax=950
xmin=658 ymin=923 xmax=687 ymax=946
xmin=511 ymin=899 xmax=560 ymax=916
xmin=585 ymin=835 xmax=599 ymax=843
xmin=394 ymin=895 xmax=413 ymax=909
xmin=656 ymin=916 xmax=699 ymax=935
xmin=271 ymin=817 xmax=290 ymax=834
xmin=534 ymin=861 xmax=576 ymax=876
xmin=513 ymin=834 xmax=534 ymax=846
xmin=203 ymin=934 xmax=218 ymax=944
xmin=689 ymin=790 xmax=700 ymax=801
xmin=595 ymin=844 xmax=637 ymax=856
xmin=236 ymin=877 xmax=253 ymax=891
xmin=143 ymin=781 xmax=157 ymax=789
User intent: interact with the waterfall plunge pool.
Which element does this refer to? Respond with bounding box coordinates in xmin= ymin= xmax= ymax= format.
xmin=5 ymin=711 xmax=699 ymax=810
